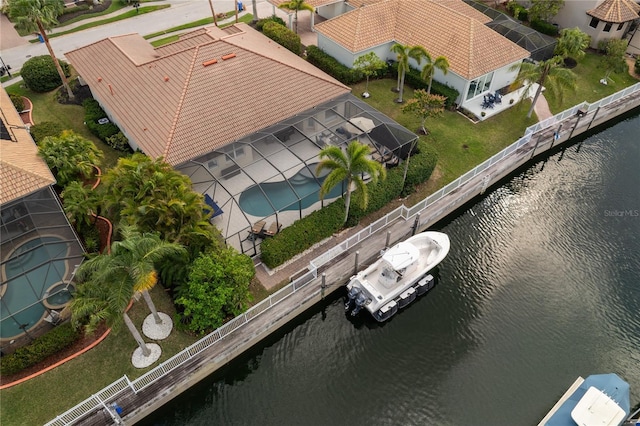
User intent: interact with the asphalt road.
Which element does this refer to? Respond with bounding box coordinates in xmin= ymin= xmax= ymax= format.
xmin=0 ymin=0 xmax=282 ymax=74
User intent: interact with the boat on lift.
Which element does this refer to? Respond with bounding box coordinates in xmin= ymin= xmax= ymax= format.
xmin=345 ymin=231 xmax=450 ymax=322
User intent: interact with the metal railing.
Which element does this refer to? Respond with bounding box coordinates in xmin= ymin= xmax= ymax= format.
xmin=46 ymin=82 xmax=640 ymax=426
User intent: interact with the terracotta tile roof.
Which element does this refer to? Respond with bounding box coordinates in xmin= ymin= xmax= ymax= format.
xmin=587 ymin=0 xmax=640 ymax=23
xmin=66 ymin=23 xmax=350 ymax=166
xmin=315 ymin=0 xmax=529 ymax=80
xmin=0 ymin=88 xmax=56 ymax=205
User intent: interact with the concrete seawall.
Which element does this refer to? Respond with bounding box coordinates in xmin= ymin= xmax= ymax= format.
xmin=64 ymin=90 xmax=640 ymax=426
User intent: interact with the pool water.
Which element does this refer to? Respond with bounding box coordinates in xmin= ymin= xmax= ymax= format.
xmin=1 ymin=236 xmax=69 ymax=339
xmin=239 ymin=164 xmax=345 ymax=217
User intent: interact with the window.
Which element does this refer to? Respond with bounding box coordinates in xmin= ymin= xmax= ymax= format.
xmin=589 ymin=17 xmax=599 ymax=28
xmin=207 ymin=159 xmax=218 ymax=169
xmin=466 ymin=72 xmax=494 ymax=101
xmin=617 ymin=23 xmax=624 ymax=31
xmin=603 ymin=22 xmax=612 ymax=32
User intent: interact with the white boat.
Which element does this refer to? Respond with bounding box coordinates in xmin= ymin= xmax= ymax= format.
xmin=345 ymin=231 xmax=450 ymax=322
xmin=538 ymin=373 xmax=633 ymax=426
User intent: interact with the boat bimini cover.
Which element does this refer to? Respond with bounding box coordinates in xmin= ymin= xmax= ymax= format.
xmin=382 ymin=241 xmax=419 ymax=271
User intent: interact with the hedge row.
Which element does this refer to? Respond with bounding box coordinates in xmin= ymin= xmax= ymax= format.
xmin=389 ymin=63 xmax=459 ymax=109
xmin=261 ymin=140 xmax=438 ymax=268
xmin=83 ymin=98 xmax=129 ymax=150
xmin=306 ymin=45 xmax=363 ymax=85
xmin=531 ymin=19 xmax=559 ymax=36
xmin=262 ymin=21 xmax=301 ymax=55
xmin=256 ymin=15 xmax=286 ymax=31
xmin=0 ymin=323 xmax=81 ymax=376
xmin=635 ymin=57 xmax=640 ymax=75
xmin=30 ymin=121 xmax=65 ymax=144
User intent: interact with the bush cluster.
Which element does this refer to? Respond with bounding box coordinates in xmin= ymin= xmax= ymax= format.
xmin=530 ymin=19 xmax=559 ymax=36
xmin=9 ymin=93 xmax=24 ymax=112
xmin=29 ymin=121 xmax=65 ymax=144
xmin=105 ymin=132 xmax=130 ymax=152
xmin=83 ymin=98 xmax=121 ymax=143
xmin=261 ymin=141 xmax=438 ymax=268
xmin=306 ymin=46 xmax=363 ymax=84
xmin=506 ymin=1 xmax=528 ymax=21
xmin=262 ymin=21 xmax=301 ymax=55
xmin=256 ymin=15 xmax=286 ymax=31
xmin=635 ymin=57 xmax=640 ymax=75
xmin=0 ymin=323 xmax=81 ymax=376
xmin=20 ymin=55 xmax=71 ymax=93
xmin=389 ymin=63 xmax=459 ymax=109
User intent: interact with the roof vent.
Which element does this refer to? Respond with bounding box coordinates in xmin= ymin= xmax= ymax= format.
xmin=202 ymin=59 xmax=218 ymax=67
xmin=221 ymin=53 xmax=236 ymax=60
xmin=164 ymin=76 xmax=169 ymax=82
xmin=97 ymin=77 xmax=102 ymax=82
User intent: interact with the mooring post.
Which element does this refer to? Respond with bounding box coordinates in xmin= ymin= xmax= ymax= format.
xmin=385 ymin=230 xmax=391 ymax=248
xmin=412 ymin=213 xmax=420 ymax=236
xmin=321 ymin=273 xmax=326 ymax=299
xmin=354 ymin=251 xmax=359 ymax=274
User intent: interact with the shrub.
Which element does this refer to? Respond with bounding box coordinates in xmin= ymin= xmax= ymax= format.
xmin=530 ymin=19 xmax=559 ymax=36
xmin=506 ymin=1 xmax=528 ymax=21
xmin=261 ymin=140 xmax=438 ymax=268
xmin=256 ymin=15 xmax=286 ymax=31
xmin=389 ymin=62 xmax=459 ymax=109
xmin=635 ymin=57 xmax=640 ymax=75
xmin=29 ymin=121 xmax=65 ymax=144
xmin=262 ymin=21 xmax=301 ymax=55
xmin=9 ymin=93 xmax=24 ymax=112
xmin=306 ymin=45 xmax=363 ymax=84
xmin=20 ymin=55 xmax=71 ymax=93
xmin=105 ymin=132 xmax=131 ymax=152
xmin=0 ymin=323 xmax=81 ymax=376
xmin=83 ymin=99 xmax=120 ymax=142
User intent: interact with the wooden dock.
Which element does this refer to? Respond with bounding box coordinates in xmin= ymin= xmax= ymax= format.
xmin=66 ymin=91 xmax=640 ymax=425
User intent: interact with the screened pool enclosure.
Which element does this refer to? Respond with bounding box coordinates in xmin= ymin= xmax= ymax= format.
xmin=177 ymin=94 xmax=418 ymax=255
xmin=0 ymin=187 xmax=84 ymax=347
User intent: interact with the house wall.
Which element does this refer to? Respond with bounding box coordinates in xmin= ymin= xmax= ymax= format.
xmin=459 ymin=61 xmax=522 ymax=109
xmin=628 ymin=26 xmax=640 ymax=55
xmin=590 ymin=21 xmax=631 ymax=48
xmin=317 ymin=2 xmax=349 ymax=20
xmin=553 ymin=0 xmax=598 ymax=30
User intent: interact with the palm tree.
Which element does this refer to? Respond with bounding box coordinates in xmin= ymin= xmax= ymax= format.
xmin=207 ymin=0 xmax=218 ymax=26
xmin=251 ymin=0 xmax=259 ymax=23
xmin=38 ymin=130 xmax=102 ymax=186
xmin=278 ymin=0 xmax=314 ymax=34
xmin=76 ymin=227 xmax=186 ymax=325
xmin=317 ymin=141 xmax=386 ymax=224
xmin=61 ymin=181 xmax=98 ymax=232
xmin=511 ymin=56 xmax=577 ymax=118
xmin=390 ymin=43 xmax=428 ymax=103
xmin=9 ymin=0 xmax=74 ymax=100
xmin=420 ymin=54 xmax=450 ymax=94
xmin=555 ymin=27 xmax=590 ymax=67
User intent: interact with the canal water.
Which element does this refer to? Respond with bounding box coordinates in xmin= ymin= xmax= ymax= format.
xmin=144 ymin=110 xmax=640 ymax=426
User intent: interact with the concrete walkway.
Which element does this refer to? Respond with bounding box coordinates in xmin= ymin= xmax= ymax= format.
xmin=533 ymin=93 xmax=553 ymax=121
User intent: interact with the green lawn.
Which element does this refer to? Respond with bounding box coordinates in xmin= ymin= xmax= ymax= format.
xmin=0 ymin=285 xmax=200 ymax=426
xmin=545 ymin=51 xmax=639 ymax=114
xmin=354 ymin=79 xmax=537 ymax=186
xmin=5 ymin=83 xmax=123 ymax=169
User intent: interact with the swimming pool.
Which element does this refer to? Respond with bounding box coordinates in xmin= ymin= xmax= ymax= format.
xmin=238 ymin=164 xmax=345 ymax=217
xmin=1 ymin=236 xmax=70 ymax=340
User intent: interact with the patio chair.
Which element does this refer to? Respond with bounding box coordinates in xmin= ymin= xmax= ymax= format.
xmin=251 ymin=220 xmax=266 ymax=235
xmin=263 ymin=221 xmax=282 ymax=237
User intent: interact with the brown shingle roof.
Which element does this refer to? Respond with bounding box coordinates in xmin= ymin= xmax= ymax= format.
xmin=587 ymin=0 xmax=640 ymax=23
xmin=268 ymin=0 xmax=340 ymax=8
xmin=0 ymin=88 xmax=56 ymax=205
xmin=66 ymin=24 xmax=350 ymax=166
xmin=315 ymin=0 xmax=529 ymax=80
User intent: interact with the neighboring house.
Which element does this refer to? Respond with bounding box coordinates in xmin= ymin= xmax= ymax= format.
xmin=314 ymin=0 xmax=530 ymax=110
xmin=0 ymin=87 xmax=85 ymax=353
xmin=66 ymin=24 xmax=418 ymax=254
xmin=552 ymin=0 xmax=640 ymax=49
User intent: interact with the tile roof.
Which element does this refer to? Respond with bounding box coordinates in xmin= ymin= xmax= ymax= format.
xmin=315 ymin=0 xmax=529 ymax=80
xmin=66 ymin=24 xmax=350 ymax=166
xmin=587 ymin=0 xmax=640 ymax=23
xmin=0 ymin=88 xmax=56 ymax=205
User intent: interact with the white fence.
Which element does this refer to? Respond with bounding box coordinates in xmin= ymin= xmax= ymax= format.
xmin=45 ymin=82 xmax=640 ymax=426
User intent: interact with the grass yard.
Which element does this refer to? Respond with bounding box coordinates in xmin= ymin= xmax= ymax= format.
xmin=353 ymin=79 xmax=538 ymax=187
xmin=5 ymin=83 xmax=124 ymax=169
xmin=0 ymin=285 xmax=200 ymax=426
xmin=545 ymin=51 xmax=640 ymax=114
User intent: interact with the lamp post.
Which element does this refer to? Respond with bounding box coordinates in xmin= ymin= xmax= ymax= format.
xmin=133 ymin=1 xmax=140 ymax=14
